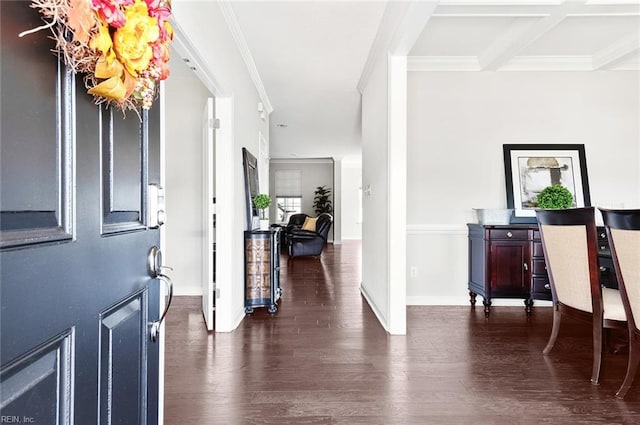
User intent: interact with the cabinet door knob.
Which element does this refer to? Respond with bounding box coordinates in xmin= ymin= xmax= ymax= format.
xmin=600 ymin=266 xmax=607 ymax=272
xmin=544 ymin=283 xmax=551 ymax=290
xmin=507 ymin=231 xmax=513 ymax=238
xmin=600 ymin=232 xmax=606 ymax=239
xmin=523 ymin=263 xmax=528 ymax=271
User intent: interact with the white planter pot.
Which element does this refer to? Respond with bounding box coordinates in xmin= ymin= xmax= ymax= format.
xmin=259 ymin=219 xmax=270 ymax=230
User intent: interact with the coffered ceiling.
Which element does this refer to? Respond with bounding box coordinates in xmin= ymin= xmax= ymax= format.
xmin=409 ymin=2 xmax=640 ymax=72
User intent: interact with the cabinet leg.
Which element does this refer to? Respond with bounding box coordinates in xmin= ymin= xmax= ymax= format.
xmin=469 ymin=291 xmax=477 ymax=307
xmin=483 ymin=299 xmax=491 ymax=317
xmin=524 ymin=299 xmax=533 ymax=315
xmin=268 ymin=305 xmax=277 ymax=314
xmin=244 ymin=306 xmax=254 ymax=314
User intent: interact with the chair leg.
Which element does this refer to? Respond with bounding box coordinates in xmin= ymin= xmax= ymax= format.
xmin=616 ymin=340 xmax=640 ymax=399
xmin=543 ymin=307 xmax=561 ymax=355
xmin=591 ymin=317 xmax=604 ymax=385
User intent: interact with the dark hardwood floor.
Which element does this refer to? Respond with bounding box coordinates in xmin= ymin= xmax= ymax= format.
xmin=164 ymin=241 xmax=640 ymax=424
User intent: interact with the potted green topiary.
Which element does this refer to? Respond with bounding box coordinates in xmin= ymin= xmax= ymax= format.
xmin=313 ymin=185 xmax=333 ymax=215
xmin=537 ymin=184 xmax=573 ymax=209
xmin=253 ymin=194 xmax=271 ymax=230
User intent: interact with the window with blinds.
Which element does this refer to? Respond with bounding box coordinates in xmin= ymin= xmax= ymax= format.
xmin=275 ymin=170 xmax=302 ymax=223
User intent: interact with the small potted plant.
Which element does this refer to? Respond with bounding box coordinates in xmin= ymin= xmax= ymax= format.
xmin=253 ymin=193 xmax=271 ymax=230
xmin=537 ymin=184 xmax=574 ymax=209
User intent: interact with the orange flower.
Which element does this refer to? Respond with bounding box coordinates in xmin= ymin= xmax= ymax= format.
xmin=113 ymin=0 xmax=159 ymax=77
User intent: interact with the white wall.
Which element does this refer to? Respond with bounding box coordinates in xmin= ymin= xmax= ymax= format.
xmin=341 ymin=163 xmax=362 ymax=240
xmin=171 ymin=2 xmax=270 ymax=330
xmin=164 ymin=58 xmax=212 ymax=296
xmin=406 ymin=71 xmax=640 ymax=305
xmin=361 ymin=51 xmax=390 ymax=329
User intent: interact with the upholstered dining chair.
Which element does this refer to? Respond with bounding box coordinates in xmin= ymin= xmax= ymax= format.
xmin=601 ymin=208 xmax=640 ymax=398
xmin=536 ymin=207 xmax=626 ymax=384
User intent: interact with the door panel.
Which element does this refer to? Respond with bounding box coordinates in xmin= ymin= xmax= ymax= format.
xmin=0 ymin=0 xmax=73 ymax=247
xmin=99 ymin=292 xmax=147 ymax=425
xmin=0 ymin=2 xmax=162 ymax=424
xmin=101 ymin=107 xmax=146 ymax=232
xmin=0 ymin=330 xmax=73 ymax=425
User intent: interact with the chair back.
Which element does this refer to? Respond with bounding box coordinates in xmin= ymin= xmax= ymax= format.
xmin=315 ymin=213 xmax=333 ymax=240
xmin=287 ymin=213 xmax=309 ymax=227
xmin=536 ymin=207 xmax=601 ymax=313
xmin=601 ymin=209 xmax=640 ymax=330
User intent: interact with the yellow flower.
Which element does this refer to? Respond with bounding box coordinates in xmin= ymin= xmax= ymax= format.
xmin=113 ymin=0 xmax=160 ymax=77
xmin=89 ymin=21 xmax=115 ymax=63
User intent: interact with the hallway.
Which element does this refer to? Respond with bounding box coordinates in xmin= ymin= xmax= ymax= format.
xmin=164 ymin=241 xmax=640 ymax=424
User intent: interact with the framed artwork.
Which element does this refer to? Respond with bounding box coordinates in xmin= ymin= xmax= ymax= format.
xmin=503 ymin=144 xmax=591 ymax=223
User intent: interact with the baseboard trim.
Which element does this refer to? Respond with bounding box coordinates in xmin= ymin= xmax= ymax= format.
xmin=360 ymin=283 xmax=390 ymax=333
xmin=173 ymin=286 xmax=203 ymax=296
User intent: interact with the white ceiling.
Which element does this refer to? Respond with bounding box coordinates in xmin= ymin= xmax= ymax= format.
xmin=182 ymin=1 xmax=640 ymax=163
xmin=230 ymin=1 xmax=387 ymax=162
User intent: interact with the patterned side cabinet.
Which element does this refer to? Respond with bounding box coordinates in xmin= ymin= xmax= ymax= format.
xmin=244 ymin=228 xmax=281 ymax=314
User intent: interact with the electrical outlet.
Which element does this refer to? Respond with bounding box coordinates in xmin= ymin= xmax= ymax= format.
xmin=410 ymin=266 xmax=417 ymax=278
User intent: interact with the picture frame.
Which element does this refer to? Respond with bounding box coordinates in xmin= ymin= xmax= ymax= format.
xmin=503 ymin=144 xmax=591 ymax=223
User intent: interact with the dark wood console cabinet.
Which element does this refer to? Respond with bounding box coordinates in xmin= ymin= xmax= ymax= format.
xmin=468 ymin=223 xmax=616 ymax=316
xmin=244 ymin=228 xmax=281 ymax=314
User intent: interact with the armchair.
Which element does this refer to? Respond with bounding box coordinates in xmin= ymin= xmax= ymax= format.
xmin=278 ymin=213 xmax=309 ymax=249
xmin=287 ymin=213 xmax=333 ymax=258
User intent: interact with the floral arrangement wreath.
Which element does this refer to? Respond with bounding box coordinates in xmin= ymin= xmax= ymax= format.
xmin=20 ymin=0 xmax=173 ymax=112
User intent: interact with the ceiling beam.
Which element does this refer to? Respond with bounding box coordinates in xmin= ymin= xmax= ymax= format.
xmin=478 ymin=0 xmax=587 ymax=71
xmin=357 ymin=1 xmax=437 ymax=93
xmin=592 ymin=33 xmax=640 ymax=70
xmin=389 ymin=2 xmax=439 ymax=56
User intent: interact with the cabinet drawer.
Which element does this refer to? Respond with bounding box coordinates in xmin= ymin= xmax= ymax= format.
xmin=533 ymin=259 xmax=547 ymax=275
xmin=533 ymin=241 xmax=545 ymax=257
xmin=532 ymin=277 xmax=551 ymax=294
xmin=488 ymin=229 xmax=529 ymax=240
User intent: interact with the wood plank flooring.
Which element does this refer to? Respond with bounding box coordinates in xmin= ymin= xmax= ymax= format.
xmin=164 ymin=241 xmax=640 ymax=424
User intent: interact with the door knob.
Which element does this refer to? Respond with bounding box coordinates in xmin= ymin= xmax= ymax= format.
xmin=148 ymin=246 xmax=174 ymax=343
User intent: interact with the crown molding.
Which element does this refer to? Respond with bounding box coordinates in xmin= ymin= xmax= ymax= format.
xmin=218 ymin=0 xmax=274 ymax=115
xmin=502 ymin=55 xmax=594 ymax=71
xmin=408 ymin=56 xmax=481 ymax=71
xmin=170 ymin=17 xmax=231 ymax=97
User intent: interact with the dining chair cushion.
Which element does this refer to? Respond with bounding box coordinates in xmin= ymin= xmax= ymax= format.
xmin=609 ymin=228 xmax=640 ymax=327
xmin=602 ymin=287 xmax=626 ymax=322
xmin=539 ymin=224 xmax=593 ymax=313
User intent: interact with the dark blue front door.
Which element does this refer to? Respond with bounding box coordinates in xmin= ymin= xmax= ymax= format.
xmin=1 ymin=2 xmax=162 ymax=424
